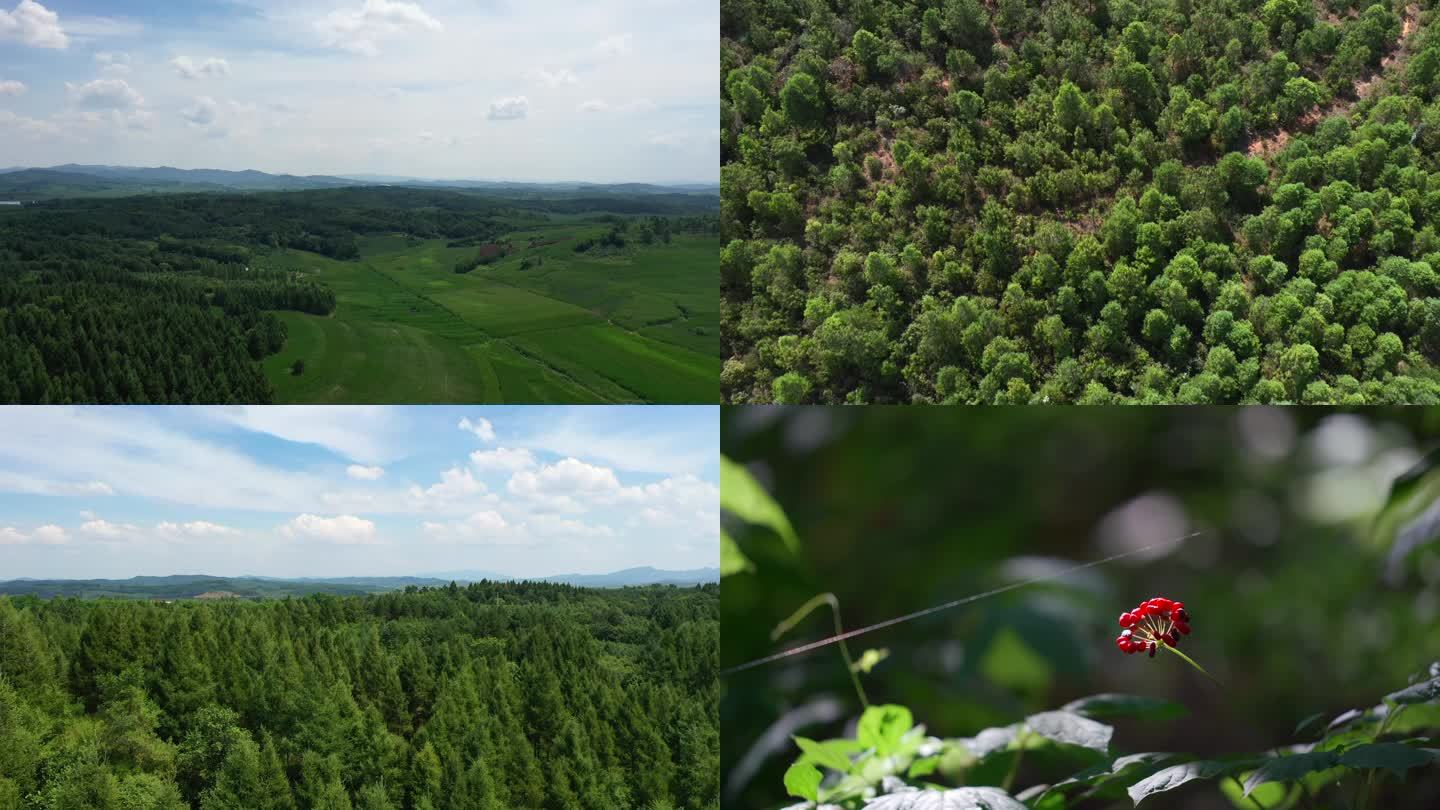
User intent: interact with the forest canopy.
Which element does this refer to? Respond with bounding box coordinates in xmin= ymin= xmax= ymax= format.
xmin=0 ymin=581 xmax=719 ymax=810
xmin=721 ymin=0 xmax=1440 ymax=403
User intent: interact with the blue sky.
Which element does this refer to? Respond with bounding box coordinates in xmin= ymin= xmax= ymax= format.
xmin=0 ymin=0 xmax=718 ymax=182
xmin=0 ymin=406 xmax=718 ymax=579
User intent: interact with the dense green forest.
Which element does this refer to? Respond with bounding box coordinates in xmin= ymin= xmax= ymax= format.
xmin=0 ymin=187 xmax=718 ymax=404
xmin=0 ymin=582 xmax=719 ymax=809
xmin=721 ymin=0 xmax=1440 ymax=403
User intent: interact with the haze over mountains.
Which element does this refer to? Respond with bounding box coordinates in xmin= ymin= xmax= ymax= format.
xmin=0 ymin=164 xmax=719 ymax=198
xmin=0 ymin=567 xmax=721 ymax=599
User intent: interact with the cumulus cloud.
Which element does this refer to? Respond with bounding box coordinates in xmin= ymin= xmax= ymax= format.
xmin=0 ymin=79 xmax=25 ymax=96
xmin=79 ymin=518 xmax=140 ymax=540
xmin=315 ymin=0 xmax=442 ymax=57
xmin=181 ymin=96 xmax=218 ymax=126
xmin=578 ymin=98 xmax=656 ymax=114
xmin=535 ymin=67 xmax=577 ymax=87
xmin=171 ymin=55 xmax=230 ymax=79
xmin=507 ymin=458 xmax=621 ymax=512
xmin=486 ymin=96 xmax=528 ymax=121
xmin=346 ymin=464 xmax=385 ymax=480
xmin=468 ymin=447 xmax=535 ymax=472
xmin=421 ymin=509 xmax=527 ymax=544
xmin=156 ymin=520 xmax=238 ymax=538
xmin=0 ymin=1 xmax=67 ymax=49
xmin=0 ymin=524 xmax=68 ymax=544
xmin=66 ymin=78 xmax=143 ymax=109
xmin=409 ymin=466 xmax=490 ymax=505
xmin=458 ymin=416 xmax=495 ymax=441
xmin=0 ymin=109 xmax=61 ymax=137
xmin=280 ymin=513 xmax=378 ymax=544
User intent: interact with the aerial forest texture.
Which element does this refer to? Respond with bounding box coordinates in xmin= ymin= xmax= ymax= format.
xmin=721 ymin=0 xmax=1440 ymax=403
xmin=0 ymin=582 xmax=719 ymax=810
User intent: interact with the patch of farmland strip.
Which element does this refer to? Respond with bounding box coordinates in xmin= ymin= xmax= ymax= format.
xmin=478 ymin=273 xmax=705 ymax=354
xmin=495 ymin=338 xmax=643 ymax=402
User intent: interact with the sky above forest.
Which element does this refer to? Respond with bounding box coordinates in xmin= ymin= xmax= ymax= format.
xmin=0 ymin=0 xmax=718 ymax=182
xmin=0 ymin=405 xmax=719 ymax=579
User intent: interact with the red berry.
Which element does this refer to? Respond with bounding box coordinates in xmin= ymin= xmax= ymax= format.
xmin=1119 ymin=612 xmax=1136 ymax=628
xmin=1176 ymin=607 xmax=1190 ymax=623
xmin=1147 ymin=642 xmax=1156 ymax=658
xmin=1175 ymin=622 xmax=1191 ymax=635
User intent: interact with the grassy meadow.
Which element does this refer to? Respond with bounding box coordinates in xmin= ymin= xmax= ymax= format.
xmin=260 ymin=222 xmax=718 ymax=403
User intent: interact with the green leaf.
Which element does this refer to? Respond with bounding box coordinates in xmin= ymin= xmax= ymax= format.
xmin=719 ymin=529 xmax=753 ymax=576
xmin=795 ymin=736 xmax=856 ymax=774
xmin=852 ymin=648 xmax=890 ymax=674
xmin=1241 ymin=752 xmax=1339 ymax=796
xmin=784 ymin=761 xmax=823 ymax=802
xmin=858 ymin=705 xmax=914 ymax=756
xmin=862 ymin=786 xmax=1027 ymax=810
xmin=1337 ymin=742 xmax=1437 ymax=775
xmin=1062 ymin=693 xmax=1187 ymax=722
xmin=906 ymin=756 xmax=940 ymax=778
xmin=954 ymin=724 xmax=1020 ymax=759
xmin=1293 ymin=712 xmax=1326 ymax=738
xmin=720 ymin=456 xmax=799 ymax=553
xmin=1386 ymin=676 xmax=1440 ymax=705
xmin=1025 ymin=711 xmax=1113 ymax=753
xmin=1128 ymin=760 xmax=1255 ymax=805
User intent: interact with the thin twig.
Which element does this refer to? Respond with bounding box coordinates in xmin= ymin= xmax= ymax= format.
xmin=771 ymin=592 xmax=869 ymax=708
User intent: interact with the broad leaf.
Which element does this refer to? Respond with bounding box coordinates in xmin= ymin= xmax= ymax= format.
xmin=858 ymin=705 xmax=914 ymax=756
xmin=1128 ymin=760 xmax=1255 ymax=805
xmin=1241 ymin=751 xmax=1339 ymax=796
xmin=784 ymin=761 xmax=822 ymax=802
xmin=1025 ymin=710 xmax=1113 ymax=753
xmin=1386 ymin=676 xmax=1440 ymax=705
xmin=954 ymin=724 xmax=1020 ymax=759
xmin=863 ymin=786 xmax=1027 ymax=810
xmin=1337 ymin=742 xmax=1437 ymax=775
xmin=795 ymin=736 xmax=856 ymax=774
xmin=720 ymin=457 xmax=799 ymax=553
xmin=1062 ymin=693 xmax=1187 ymax=722
xmin=719 ymin=529 xmax=753 ymax=576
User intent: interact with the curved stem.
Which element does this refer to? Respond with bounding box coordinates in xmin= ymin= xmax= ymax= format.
xmin=1230 ymin=775 xmax=1268 ymax=810
xmin=771 ymin=592 xmax=869 ymax=708
xmin=1160 ymin=643 xmax=1224 ymax=685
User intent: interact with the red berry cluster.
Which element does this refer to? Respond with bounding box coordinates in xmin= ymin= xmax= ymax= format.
xmin=1115 ymin=597 xmax=1191 ymax=658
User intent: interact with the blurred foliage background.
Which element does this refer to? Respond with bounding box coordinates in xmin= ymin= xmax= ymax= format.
xmin=721 ymin=406 xmax=1440 ymax=809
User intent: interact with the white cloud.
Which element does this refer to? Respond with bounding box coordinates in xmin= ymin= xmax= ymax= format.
xmin=578 ymin=98 xmax=656 ymax=114
xmin=0 ymin=79 xmax=25 ymax=96
xmin=171 ymin=56 xmax=230 ymax=79
xmin=413 ymin=465 xmax=487 ymax=502
xmin=0 ymin=1 xmax=67 ymax=49
xmin=526 ymin=514 xmax=614 ymax=538
xmin=315 ymin=0 xmax=443 ymax=57
xmin=468 ymin=447 xmax=535 ymax=472
xmin=458 ymin=416 xmax=495 ymax=441
xmin=156 ymin=520 xmax=238 ymax=538
xmin=281 ymin=513 xmax=378 ymax=544
xmin=2 ymin=524 xmax=71 ymax=545
xmin=203 ymin=406 xmax=405 ymax=465
xmin=0 ymin=109 xmax=60 ymax=137
xmin=421 ymin=509 xmax=527 ymax=544
xmin=181 ymin=96 xmax=219 ymax=126
xmin=594 ymin=33 xmax=632 ymax=58
xmin=536 ymin=67 xmax=577 ymax=87
xmin=347 ymin=464 xmax=385 ymax=480
xmin=66 ymin=78 xmax=143 ymax=109
xmin=486 ymin=96 xmax=528 ymax=121
xmin=79 ymin=518 xmax=140 ymax=540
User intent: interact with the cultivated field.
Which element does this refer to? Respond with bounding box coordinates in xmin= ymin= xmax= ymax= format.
xmin=261 ymin=225 xmax=718 ymax=403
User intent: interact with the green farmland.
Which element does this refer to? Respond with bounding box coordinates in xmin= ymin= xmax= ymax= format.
xmin=261 ymin=227 xmax=719 ymax=403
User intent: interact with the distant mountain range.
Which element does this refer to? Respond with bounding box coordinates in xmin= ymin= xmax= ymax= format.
xmin=0 ymin=567 xmax=720 ymax=599
xmin=0 ymin=164 xmax=718 ymax=199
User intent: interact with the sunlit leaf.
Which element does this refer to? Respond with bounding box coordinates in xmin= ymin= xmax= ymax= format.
xmin=858 ymin=705 xmax=914 ymax=756
xmin=1025 ymin=711 xmax=1113 ymax=753
xmin=795 ymin=736 xmax=856 ymax=774
xmin=784 ymin=761 xmax=822 ymax=802
xmin=1128 ymin=760 xmax=1256 ymax=805
xmin=720 ymin=529 xmax=753 ymax=576
xmin=720 ymin=456 xmax=799 ymax=553
xmin=862 ymin=785 xmax=1027 ymax=810
xmin=852 ymin=647 xmax=890 ymax=674
xmin=1386 ymin=675 xmax=1440 ymax=705
xmin=1241 ymin=752 xmax=1339 ymax=796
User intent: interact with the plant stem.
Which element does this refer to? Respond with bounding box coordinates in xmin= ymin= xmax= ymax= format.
xmin=771 ymin=592 xmax=869 ymax=708
xmin=1002 ymin=731 xmax=1028 ymax=793
xmin=1160 ymin=643 xmax=1223 ymax=685
xmin=1361 ymin=704 xmax=1406 ymax=809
